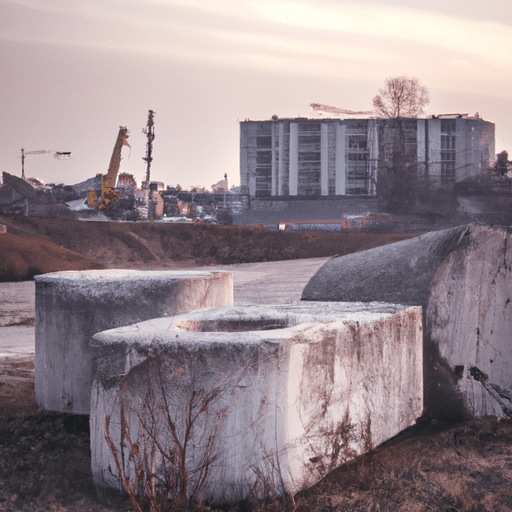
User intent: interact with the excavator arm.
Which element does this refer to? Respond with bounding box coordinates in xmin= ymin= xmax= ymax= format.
xmin=101 ymin=126 xmax=130 ymax=202
xmin=88 ymin=126 xmax=130 ymax=209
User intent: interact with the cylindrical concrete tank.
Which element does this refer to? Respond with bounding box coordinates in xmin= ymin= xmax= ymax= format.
xmin=301 ymin=225 xmax=469 ymax=308
xmin=35 ymin=269 xmax=233 ymax=414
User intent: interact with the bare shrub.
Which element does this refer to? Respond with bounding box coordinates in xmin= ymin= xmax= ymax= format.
xmin=303 ymin=407 xmax=358 ymax=478
xmin=104 ymin=355 xmax=227 ymax=511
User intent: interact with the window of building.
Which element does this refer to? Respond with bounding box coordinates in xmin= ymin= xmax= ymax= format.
xmin=441 ymin=135 xmax=455 ymax=150
xmin=298 ymin=152 xmax=321 ymax=162
xmin=441 ymin=162 xmax=455 ymax=183
xmin=347 ymin=135 xmax=367 ymax=150
xmin=346 ymin=165 xmax=370 ymax=195
xmin=348 ymin=153 xmax=366 ymax=161
xmin=255 ymin=166 xmax=272 ymax=196
xmin=256 ymin=151 xmax=272 ymax=164
xmin=257 ymin=136 xmax=272 ymax=148
xmin=441 ymin=153 xmax=456 ymax=183
xmin=298 ymin=135 xmax=321 ymax=144
xmin=346 ymin=133 xmax=371 ymax=195
xmin=441 ymin=119 xmax=456 ymax=133
xmin=257 ymin=124 xmax=272 ymax=136
xmin=299 ymin=123 xmax=321 ymax=132
xmin=440 ymin=122 xmax=456 ymax=183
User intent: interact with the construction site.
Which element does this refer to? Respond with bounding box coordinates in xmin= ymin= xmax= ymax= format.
xmin=2 ymin=107 xmax=512 ymax=231
xmin=1 ymin=107 xmax=512 ymax=510
xmin=1 ymin=108 xmax=512 ymax=510
xmin=0 ymin=110 xmax=239 ymax=224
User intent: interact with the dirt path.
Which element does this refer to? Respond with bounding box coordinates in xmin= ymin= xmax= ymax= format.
xmin=193 ymin=256 xmax=330 ymax=304
xmin=0 ymin=281 xmax=35 ymax=327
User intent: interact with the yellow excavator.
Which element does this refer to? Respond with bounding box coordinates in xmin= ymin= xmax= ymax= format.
xmin=87 ymin=126 xmax=130 ymax=210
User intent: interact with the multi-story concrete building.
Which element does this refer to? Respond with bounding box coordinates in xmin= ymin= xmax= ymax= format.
xmin=240 ymin=115 xmax=495 ymax=198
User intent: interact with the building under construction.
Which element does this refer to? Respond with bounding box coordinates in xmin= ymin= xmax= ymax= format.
xmin=240 ymin=115 xmax=495 ymax=198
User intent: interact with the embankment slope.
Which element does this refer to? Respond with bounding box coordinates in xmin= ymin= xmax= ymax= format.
xmin=0 ymin=215 xmax=418 ymax=279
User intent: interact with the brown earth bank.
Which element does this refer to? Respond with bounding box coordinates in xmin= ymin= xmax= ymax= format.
xmin=0 ymin=215 xmax=419 ymax=278
xmin=0 ymin=232 xmax=105 ymax=282
xmin=1 ymin=216 xmax=512 ymax=511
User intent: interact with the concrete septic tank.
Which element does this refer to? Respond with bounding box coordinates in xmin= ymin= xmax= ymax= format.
xmin=90 ymin=302 xmax=423 ymax=504
xmin=35 ymin=269 xmax=233 ymax=414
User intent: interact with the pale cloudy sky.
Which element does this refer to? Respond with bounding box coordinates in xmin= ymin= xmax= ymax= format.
xmin=1 ymin=0 xmax=511 ymax=189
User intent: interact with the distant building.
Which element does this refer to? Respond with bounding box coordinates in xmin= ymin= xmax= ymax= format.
xmin=240 ymin=115 xmax=495 ymax=198
xmin=0 ymin=172 xmax=37 ymax=215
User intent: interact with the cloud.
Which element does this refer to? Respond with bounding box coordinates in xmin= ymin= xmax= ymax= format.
xmin=2 ymin=0 xmax=511 ymax=90
xmin=250 ymin=1 xmax=512 ymax=66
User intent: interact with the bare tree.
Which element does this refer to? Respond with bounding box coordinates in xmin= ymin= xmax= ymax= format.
xmin=373 ymin=77 xmax=429 ymax=118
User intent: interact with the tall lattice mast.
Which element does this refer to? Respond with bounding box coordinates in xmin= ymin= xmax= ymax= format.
xmin=142 ymin=110 xmax=155 ymax=188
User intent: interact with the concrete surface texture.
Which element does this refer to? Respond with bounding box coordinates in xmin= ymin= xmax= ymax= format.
xmin=428 ymin=224 xmax=512 ymax=419
xmin=301 ymin=225 xmax=469 ymax=308
xmin=35 ymin=269 xmax=233 ymax=414
xmin=90 ymin=302 xmax=423 ymax=503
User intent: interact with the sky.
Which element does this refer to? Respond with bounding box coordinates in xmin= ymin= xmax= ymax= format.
xmin=1 ymin=0 xmax=512 ymax=190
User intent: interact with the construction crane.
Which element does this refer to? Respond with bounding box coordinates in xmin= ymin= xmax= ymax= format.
xmin=142 ymin=110 xmax=155 ymax=189
xmin=310 ymin=103 xmax=374 ymax=117
xmin=20 ymin=148 xmax=72 ymax=179
xmin=87 ymin=126 xmax=130 ymax=210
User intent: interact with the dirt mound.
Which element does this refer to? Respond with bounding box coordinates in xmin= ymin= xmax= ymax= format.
xmin=0 ymin=215 xmax=418 ymax=279
xmin=0 ymin=232 xmax=105 ymax=281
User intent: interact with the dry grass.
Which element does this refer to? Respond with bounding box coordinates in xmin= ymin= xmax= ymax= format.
xmin=1 ymin=402 xmax=511 ymax=511
xmin=292 ymin=418 xmax=512 ymax=512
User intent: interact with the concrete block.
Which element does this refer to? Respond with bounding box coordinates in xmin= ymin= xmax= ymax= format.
xmin=90 ymin=302 xmax=423 ymax=504
xmin=301 ymin=225 xmax=469 ymax=308
xmin=428 ymin=224 xmax=512 ymax=419
xmin=35 ymin=269 xmax=233 ymax=414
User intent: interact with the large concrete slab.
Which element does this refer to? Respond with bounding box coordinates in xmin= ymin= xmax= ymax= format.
xmin=35 ymin=269 xmax=233 ymax=414
xmin=301 ymin=226 xmax=469 ymax=308
xmin=90 ymin=302 xmax=423 ymax=504
xmin=428 ymin=224 xmax=512 ymax=419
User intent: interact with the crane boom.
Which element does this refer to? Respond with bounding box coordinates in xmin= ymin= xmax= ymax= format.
xmin=310 ymin=103 xmax=374 ymax=116
xmin=99 ymin=126 xmax=130 ymax=207
xmin=23 ymin=150 xmax=54 ymax=156
xmin=86 ymin=126 xmax=130 ymax=210
xmin=20 ymin=148 xmax=71 ymax=179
